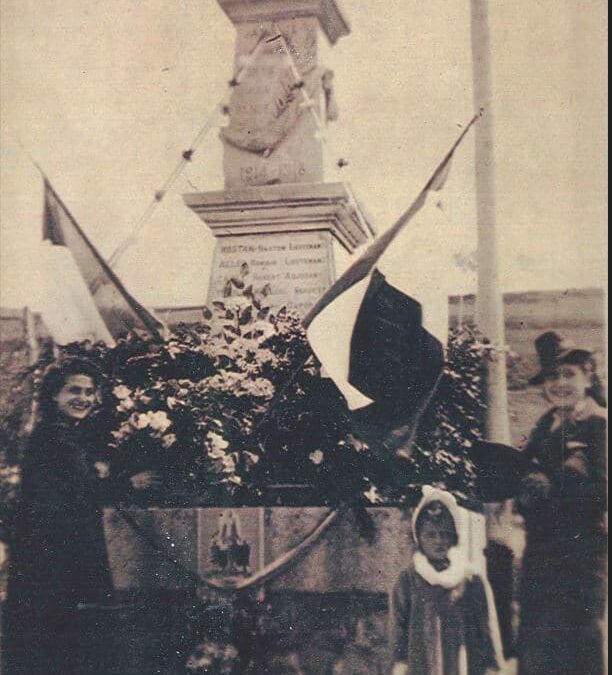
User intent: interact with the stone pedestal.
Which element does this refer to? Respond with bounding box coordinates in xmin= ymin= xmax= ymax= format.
xmin=184 ymin=182 xmax=368 ymax=311
xmin=103 ymin=507 xmax=413 ymax=673
xmin=104 ymin=507 xmax=414 ymax=594
xmin=105 ymin=508 xmax=200 ymax=591
xmin=161 ymin=3 xmax=385 ymax=671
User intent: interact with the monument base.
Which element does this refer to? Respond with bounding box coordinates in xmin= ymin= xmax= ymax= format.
xmin=100 ymin=506 xmax=409 ymax=673
xmin=184 ymin=182 xmax=369 ymax=311
xmin=104 ymin=507 xmax=414 ymax=594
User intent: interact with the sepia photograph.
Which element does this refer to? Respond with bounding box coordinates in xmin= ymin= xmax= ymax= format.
xmin=0 ymin=1 xmax=607 ymax=673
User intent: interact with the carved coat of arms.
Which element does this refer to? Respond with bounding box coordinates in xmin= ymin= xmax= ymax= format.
xmin=221 ymin=23 xmax=336 ymax=155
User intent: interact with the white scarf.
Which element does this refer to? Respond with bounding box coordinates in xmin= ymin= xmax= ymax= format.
xmin=413 ymin=546 xmax=472 ymax=589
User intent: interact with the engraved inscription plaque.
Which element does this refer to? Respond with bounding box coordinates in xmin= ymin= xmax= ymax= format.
xmin=207 ymin=230 xmax=335 ymax=314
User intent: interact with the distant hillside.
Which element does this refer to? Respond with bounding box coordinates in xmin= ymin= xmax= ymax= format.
xmin=3 ymin=289 xmax=604 ymax=342
xmin=450 ymin=287 xmax=605 ymax=331
xmin=449 ymin=288 xmax=605 ymax=446
xmin=0 ymin=308 xmax=49 ymax=344
xmin=450 ymin=287 xmax=605 ymax=383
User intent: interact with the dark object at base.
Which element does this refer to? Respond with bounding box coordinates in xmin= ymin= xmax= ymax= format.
xmin=466 ymin=440 xmax=533 ymax=503
xmin=485 ymin=541 xmax=515 ymax=659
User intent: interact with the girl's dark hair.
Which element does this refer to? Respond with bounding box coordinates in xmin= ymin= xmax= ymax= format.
xmin=37 ymin=357 xmax=103 ymax=420
xmin=414 ymin=500 xmax=458 ymax=547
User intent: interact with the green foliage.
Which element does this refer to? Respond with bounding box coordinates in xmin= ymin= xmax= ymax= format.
xmin=0 ymin=298 xmax=489 ymax=511
xmin=407 ymin=325 xmax=489 ymax=500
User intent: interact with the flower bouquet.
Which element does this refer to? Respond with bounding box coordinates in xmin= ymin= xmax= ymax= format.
xmin=0 ymin=277 xmax=490 ymax=508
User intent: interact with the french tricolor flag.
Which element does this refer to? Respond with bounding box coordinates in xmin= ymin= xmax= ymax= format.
xmin=41 ymin=175 xmax=166 ymax=344
xmin=304 ymin=116 xmax=479 ymax=430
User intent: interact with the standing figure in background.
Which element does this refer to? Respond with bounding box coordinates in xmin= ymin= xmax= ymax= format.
xmin=390 ymin=486 xmax=502 ymax=675
xmin=3 ymin=358 xmax=159 ymax=675
xmin=516 ymin=332 xmax=607 ymax=675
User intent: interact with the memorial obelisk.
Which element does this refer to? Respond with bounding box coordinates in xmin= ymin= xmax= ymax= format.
xmin=184 ymin=0 xmax=369 ymax=314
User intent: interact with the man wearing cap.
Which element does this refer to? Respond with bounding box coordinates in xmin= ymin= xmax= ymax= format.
xmin=516 ymin=332 xmax=607 ymax=675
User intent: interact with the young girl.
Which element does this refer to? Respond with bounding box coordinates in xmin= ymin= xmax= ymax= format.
xmin=4 ymin=358 xmax=159 ymax=675
xmin=516 ymin=332 xmax=606 ymax=675
xmin=390 ymin=487 xmax=502 ymax=675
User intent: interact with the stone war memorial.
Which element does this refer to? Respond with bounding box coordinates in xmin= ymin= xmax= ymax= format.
xmin=1 ymin=2 xmax=514 ymax=675
xmin=102 ymin=3 xmax=420 ymax=672
xmin=3 ymin=1 xmax=609 ymax=674
xmin=185 ymin=0 xmax=369 ymax=315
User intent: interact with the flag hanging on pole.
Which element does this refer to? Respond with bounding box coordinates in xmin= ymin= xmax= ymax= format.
xmin=304 ymin=115 xmax=479 ymax=427
xmin=42 ymin=177 xmax=165 ymax=342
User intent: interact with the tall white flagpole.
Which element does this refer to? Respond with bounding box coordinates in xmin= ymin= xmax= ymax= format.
xmin=468 ymin=1 xmax=514 ymax=605
xmin=470 ymin=0 xmax=511 ymax=445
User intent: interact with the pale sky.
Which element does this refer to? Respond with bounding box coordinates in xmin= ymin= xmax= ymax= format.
xmin=0 ymin=0 xmax=607 ymax=316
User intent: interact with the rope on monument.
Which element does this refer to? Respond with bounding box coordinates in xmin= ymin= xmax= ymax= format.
xmin=269 ymin=26 xmax=377 ymax=239
xmin=112 ymin=505 xmax=341 ymax=592
xmin=106 ymin=32 xmax=271 ymax=270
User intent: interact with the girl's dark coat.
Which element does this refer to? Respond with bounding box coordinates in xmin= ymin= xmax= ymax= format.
xmin=517 ymin=407 xmax=607 ymax=675
xmin=390 ymin=567 xmax=498 ymax=675
xmin=3 ymin=416 xmax=131 ymax=674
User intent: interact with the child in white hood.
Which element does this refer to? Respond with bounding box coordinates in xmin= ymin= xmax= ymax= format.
xmin=390 ymin=487 xmax=503 ymax=675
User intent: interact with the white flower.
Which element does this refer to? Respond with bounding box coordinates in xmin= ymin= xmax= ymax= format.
xmin=161 ymin=433 xmax=177 ymax=449
xmin=131 ymin=410 xmax=172 ymax=433
xmin=208 ymin=450 xmax=229 ymax=473
xmin=147 ymin=410 xmax=172 ymax=433
xmin=186 ymin=654 xmax=214 ymax=670
xmin=207 ymin=371 xmax=244 ymax=393
xmin=241 ymin=377 xmax=275 ymax=399
xmin=207 ymin=444 xmax=237 ymax=475
xmin=363 ymin=485 xmax=384 ymax=504
xmin=223 ymin=453 xmax=237 ymax=473
xmin=134 ymin=389 xmax=153 ymax=405
xmin=224 ymin=645 xmax=239 ymax=660
xmin=207 ymin=431 xmax=229 ymax=452
xmin=167 ymin=341 xmax=182 ymax=357
xmin=111 ymin=421 xmax=133 ymax=440
xmin=113 ymin=384 xmax=132 ymax=400
xmin=0 ymin=465 xmax=21 ymax=485
xmin=309 ymin=450 xmax=324 ymax=465
xmin=117 ymin=398 xmax=135 ymax=413
xmin=132 ymin=413 xmax=150 ymax=430
xmin=208 ymin=448 xmax=225 ymax=472
xmin=346 ymin=434 xmax=369 ymax=453
xmin=94 ymin=461 xmax=110 ymax=478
